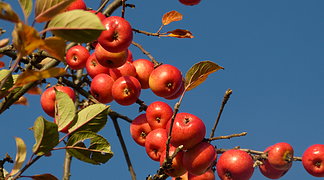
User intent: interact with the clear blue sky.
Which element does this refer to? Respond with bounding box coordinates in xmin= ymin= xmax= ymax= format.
xmin=1 ymin=0 xmax=324 ymax=179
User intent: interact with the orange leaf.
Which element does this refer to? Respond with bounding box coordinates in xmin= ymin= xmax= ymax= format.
xmin=27 ymin=86 xmax=42 ymax=95
xmin=40 ymin=36 xmax=66 ymax=61
xmin=14 ymin=96 xmax=28 ymax=105
xmin=0 ymin=2 xmax=20 ymax=23
xmin=15 ymin=67 xmax=66 ymax=87
xmin=167 ymin=29 xmax=194 ymax=38
xmin=31 ymin=173 xmax=59 ymax=180
xmin=12 ymin=22 xmax=45 ymax=56
xmin=162 ymin=10 xmax=183 ymax=26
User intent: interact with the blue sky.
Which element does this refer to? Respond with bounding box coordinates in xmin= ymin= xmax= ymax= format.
xmin=1 ymin=0 xmax=324 ymax=179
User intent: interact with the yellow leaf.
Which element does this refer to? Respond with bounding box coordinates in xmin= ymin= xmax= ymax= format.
xmin=14 ymin=96 xmax=28 ymax=105
xmin=167 ymin=29 xmax=194 ymax=38
xmin=162 ymin=10 xmax=183 ymax=26
xmin=0 ymin=2 xmax=20 ymax=23
xmin=9 ymin=137 xmax=27 ymax=176
xmin=15 ymin=67 xmax=66 ymax=87
xmin=0 ymin=38 xmax=9 ymax=48
xmin=40 ymin=37 xmax=66 ymax=61
xmin=12 ymin=23 xmax=45 ymax=56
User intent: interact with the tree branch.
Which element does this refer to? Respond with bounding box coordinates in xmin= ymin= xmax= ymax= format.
xmin=131 ymin=41 xmax=160 ymax=67
xmin=209 ymin=89 xmax=232 ymax=138
xmin=110 ymin=114 xmax=136 ymax=180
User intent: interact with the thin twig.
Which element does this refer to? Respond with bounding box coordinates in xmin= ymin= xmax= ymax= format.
xmin=121 ymin=0 xmax=126 ymax=18
xmin=110 ymin=114 xmax=136 ymax=180
xmin=209 ymin=89 xmax=232 ymax=138
xmin=12 ymin=156 xmax=42 ymax=180
xmin=97 ymin=0 xmax=110 ymax=13
xmin=103 ymin=0 xmax=122 ymax=16
xmin=62 ymin=152 xmax=72 ymax=180
xmin=131 ymin=41 xmax=160 ymax=67
xmin=207 ymin=132 xmax=247 ymax=141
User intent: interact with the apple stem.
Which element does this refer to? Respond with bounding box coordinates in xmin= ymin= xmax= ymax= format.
xmin=209 ymin=89 xmax=233 ymax=138
xmin=132 ymin=41 xmax=160 ymax=67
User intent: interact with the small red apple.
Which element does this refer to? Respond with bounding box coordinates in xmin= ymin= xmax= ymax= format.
xmin=108 ymin=61 xmax=137 ymax=80
xmin=165 ymin=79 xmax=185 ymax=100
xmin=95 ymin=43 xmax=128 ymax=68
xmin=146 ymin=101 xmax=173 ymax=129
xmin=188 ymin=168 xmax=215 ymax=180
xmin=259 ymin=146 xmax=291 ymax=179
xmin=149 ymin=64 xmax=183 ymax=97
xmin=166 ymin=112 xmax=206 ymax=150
xmin=90 ymin=73 xmax=114 ymax=104
xmin=111 ymin=76 xmax=141 ymax=106
xmin=129 ymin=113 xmax=152 ymax=146
xmin=133 ymin=59 xmax=155 ymax=89
xmin=266 ymin=142 xmax=294 ymax=170
xmin=97 ymin=16 xmax=133 ymax=53
xmin=126 ymin=49 xmax=133 ymax=62
xmin=216 ymin=149 xmax=254 ymax=180
xmin=171 ymin=172 xmax=188 ymax=180
xmin=160 ymin=145 xmax=186 ymax=177
xmin=40 ymin=86 xmax=75 ymax=117
xmin=179 ymin=0 xmax=201 ymax=6
xmin=182 ymin=142 xmax=216 ymax=176
xmin=302 ymin=144 xmax=324 ymax=177
xmin=66 ymin=0 xmax=87 ymax=11
xmin=65 ymin=45 xmax=89 ymax=70
xmin=85 ymin=53 xmax=110 ymax=78
xmin=145 ymin=128 xmax=168 ymax=161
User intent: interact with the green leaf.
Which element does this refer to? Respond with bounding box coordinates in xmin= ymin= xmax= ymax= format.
xmin=66 ymin=131 xmax=113 ymax=165
xmin=0 ymin=69 xmax=13 ymax=92
xmin=185 ymin=61 xmax=224 ymax=91
xmin=9 ymin=137 xmax=26 ymax=176
xmin=55 ymin=91 xmax=76 ymax=132
xmin=68 ymin=104 xmax=109 ymax=134
xmin=19 ymin=0 xmax=33 ymax=21
xmin=32 ymin=117 xmax=59 ymax=156
xmin=35 ymin=0 xmax=75 ymax=23
xmin=43 ymin=10 xmax=105 ymax=43
xmin=31 ymin=173 xmax=58 ymax=180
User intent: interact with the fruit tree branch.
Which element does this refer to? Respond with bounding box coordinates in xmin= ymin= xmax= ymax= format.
xmin=131 ymin=41 xmax=160 ymax=67
xmin=209 ymin=88 xmax=232 ymax=138
xmin=207 ymin=132 xmax=247 ymax=141
xmin=110 ymin=114 xmax=136 ymax=180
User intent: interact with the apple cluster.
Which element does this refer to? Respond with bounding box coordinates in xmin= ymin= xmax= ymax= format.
xmin=38 ymin=1 xmax=324 ymax=180
xmin=130 ymin=102 xmax=217 ymax=179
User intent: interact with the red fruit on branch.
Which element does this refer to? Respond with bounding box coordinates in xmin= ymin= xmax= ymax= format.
xmin=97 ymin=16 xmax=133 ymax=53
xmin=132 ymin=59 xmax=154 ymax=89
xmin=216 ymin=149 xmax=254 ymax=180
xmin=40 ymin=86 xmax=75 ymax=117
xmin=65 ymin=45 xmax=89 ymax=70
xmin=66 ymin=0 xmax=87 ymax=11
xmin=188 ymin=168 xmax=215 ymax=180
xmin=160 ymin=145 xmax=186 ymax=177
xmin=108 ymin=61 xmax=137 ymax=80
xmin=90 ymin=74 xmax=114 ymax=104
xmin=149 ymin=64 xmax=183 ymax=98
xmin=85 ymin=53 xmax=110 ymax=78
xmin=179 ymin=0 xmax=201 ymax=6
xmin=266 ymin=142 xmax=294 ymax=170
xmin=259 ymin=146 xmax=291 ymax=179
xmin=145 ymin=128 xmax=168 ymax=161
xmin=302 ymin=144 xmax=324 ymax=177
xmin=146 ymin=101 xmax=173 ymax=129
xmin=95 ymin=43 xmax=128 ymax=68
xmin=111 ymin=76 xmax=141 ymax=106
xmin=182 ymin=141 xmax=216 ymax=176
xmin=130 ymin=113 xmax=152 ymax=146
xmin=166 ymin=112 xmax=206 ymax=150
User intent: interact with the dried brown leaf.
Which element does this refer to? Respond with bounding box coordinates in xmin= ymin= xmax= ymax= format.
xmin=0 ymin=2 xmax=20 ymax=23
xmin=162 ymin=10 xmax=183 ymax=25
xmin=14 ymin=96 xmax=28 ymax=105
xmin=167 ymin=29 xmax=194 ymax=38
xmin=40 ymin=37 xmax=66 ymax=61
